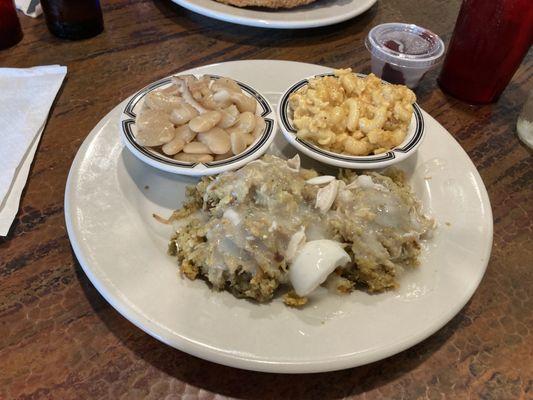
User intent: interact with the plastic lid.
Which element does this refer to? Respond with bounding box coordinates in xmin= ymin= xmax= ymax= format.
xmin=365 ymin=23 xmax=445 ymax=69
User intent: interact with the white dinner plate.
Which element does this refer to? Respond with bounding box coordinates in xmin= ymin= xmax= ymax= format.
xmin=171 ymin=0 xmax=377 ymax=29
xmin=65 ymin=60 xmax=493 ymax=373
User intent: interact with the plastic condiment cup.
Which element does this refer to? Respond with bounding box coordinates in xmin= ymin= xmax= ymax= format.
xmin=365 ymin=23 xmax=445 ymax=89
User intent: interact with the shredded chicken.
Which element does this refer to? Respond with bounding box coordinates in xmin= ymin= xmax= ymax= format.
xmin=162 ymin=155 xmax=434 ymax=305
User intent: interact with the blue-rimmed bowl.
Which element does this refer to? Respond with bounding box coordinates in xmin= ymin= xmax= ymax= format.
xmin=277 ymin=73 xmax=425 ymax=169
xmin=120 ymin=74 xmax=277 ymax=176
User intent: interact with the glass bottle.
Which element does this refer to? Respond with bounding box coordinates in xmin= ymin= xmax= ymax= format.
xmin=40 ymin=0 xmax=104 ymax=40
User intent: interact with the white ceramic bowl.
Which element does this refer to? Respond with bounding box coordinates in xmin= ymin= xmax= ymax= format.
xmin=277 ymin=73 xmax=425 ymax=169
xmin=120 ymin=74 xmax=277 ymax=176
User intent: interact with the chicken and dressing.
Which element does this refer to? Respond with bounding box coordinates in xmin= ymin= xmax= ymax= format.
xmin=159 ymin=155 xmax=434 ymax=306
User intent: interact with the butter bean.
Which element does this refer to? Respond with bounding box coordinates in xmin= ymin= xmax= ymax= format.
xmin=197 ymin=128 xmax=231 ymax=155
xmin=189 ymin=111 xmax=222 ymax=132
xmin=183 ymin=141 xmax=211 ymax=154
xmin=174 ymin=152 xmax=213 ymax=163
xmin=162 ymin=136 xmax=185 ymax=155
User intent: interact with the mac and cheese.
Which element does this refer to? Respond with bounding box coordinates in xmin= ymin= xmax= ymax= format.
xmin=289 ymin=69 xmax=416 ymax=156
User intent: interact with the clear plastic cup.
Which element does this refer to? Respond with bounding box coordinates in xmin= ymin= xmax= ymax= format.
xmin=365 ymin=23 xmax=445 ymax=89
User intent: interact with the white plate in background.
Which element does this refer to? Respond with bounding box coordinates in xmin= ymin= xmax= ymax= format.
xmin=65 ymin=60 xmax=492 ymax=373
xmin=172 ymin=0 xmax=377 ymax=29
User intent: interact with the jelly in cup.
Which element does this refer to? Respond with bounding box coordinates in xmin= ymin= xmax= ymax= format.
xmin=365 ymin=23 xmax=445 ymax=89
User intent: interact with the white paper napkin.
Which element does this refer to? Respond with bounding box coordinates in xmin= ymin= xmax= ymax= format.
xmin=0 ymin=65 xmax=67 ymax=236
xmin=15 ymin=0 xmax=42 ymax=18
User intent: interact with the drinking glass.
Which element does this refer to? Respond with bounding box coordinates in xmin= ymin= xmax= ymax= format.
xmin=0 ymin=0 xmax=23 ymax=50
xmin=517 ymin=91 xmax=533 ymax=149
xmin=438 ymin=0 xmax=533 ymax=104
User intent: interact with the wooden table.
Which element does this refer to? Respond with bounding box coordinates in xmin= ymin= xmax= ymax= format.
xmin=1 ymin=0 xmax=531 ymax=398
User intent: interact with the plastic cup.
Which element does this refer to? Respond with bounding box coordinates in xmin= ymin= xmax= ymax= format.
xmin=365 ymin=23 xmax=445 ymax=89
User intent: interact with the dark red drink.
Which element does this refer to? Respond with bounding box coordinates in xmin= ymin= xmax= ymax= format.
xmin=0 ymin=0 xmax=23 ymax=50
xmin=438 ymin=0 xmax=533 ymax=104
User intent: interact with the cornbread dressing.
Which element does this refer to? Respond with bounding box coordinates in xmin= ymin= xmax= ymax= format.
xmin=166 ymin=155 xmax=434 ymax=305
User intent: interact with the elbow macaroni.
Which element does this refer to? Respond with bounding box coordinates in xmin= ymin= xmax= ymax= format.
xmin=289 ymin=69 xmax=416 ymax=156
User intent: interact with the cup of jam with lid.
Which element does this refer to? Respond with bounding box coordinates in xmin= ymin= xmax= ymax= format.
xmin=365 ymin=23 xmax=445 ymax=89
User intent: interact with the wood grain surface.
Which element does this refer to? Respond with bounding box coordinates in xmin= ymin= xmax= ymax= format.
xmin=0 ymin=0 xmax=532 ymax=398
